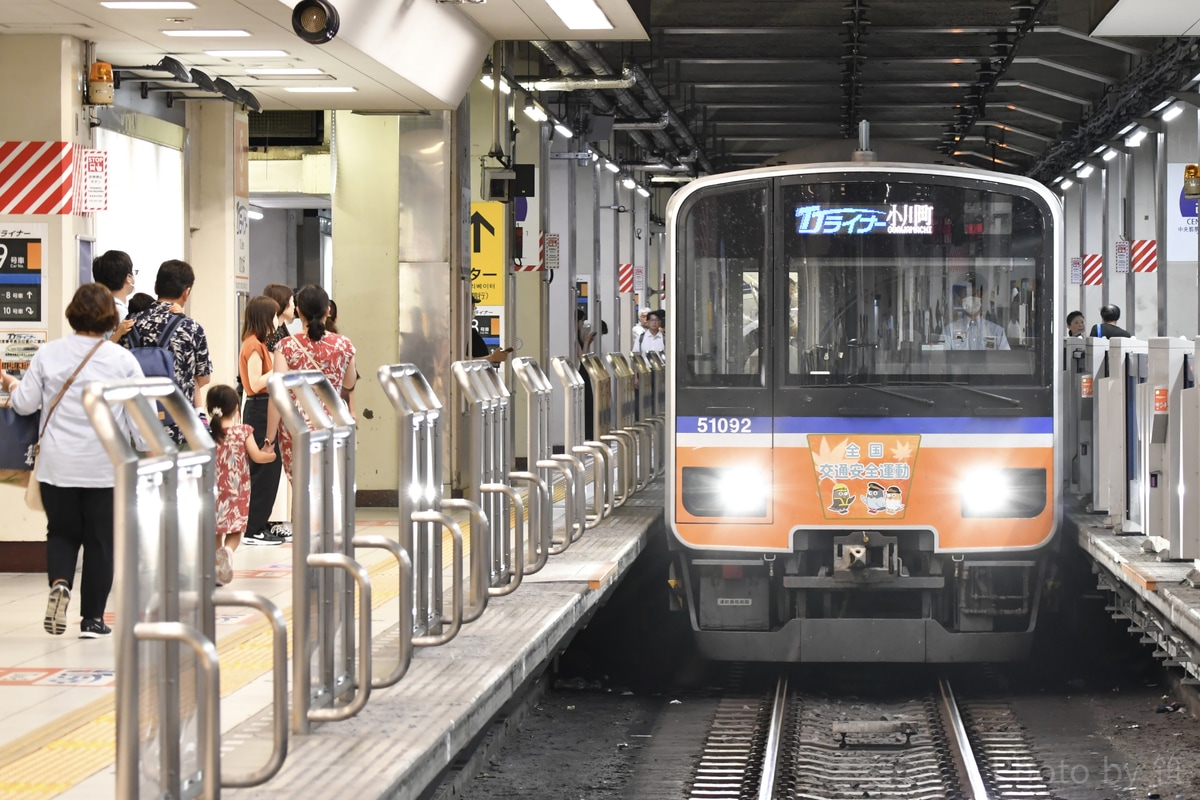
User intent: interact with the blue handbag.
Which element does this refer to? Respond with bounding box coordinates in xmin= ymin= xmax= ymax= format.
xmin=0 ymin=404 xmax=38 ymax=484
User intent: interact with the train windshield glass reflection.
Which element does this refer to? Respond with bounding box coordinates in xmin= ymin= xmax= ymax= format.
xmin=783 ymin=178 xmax=1051 ymax=386
xmin=676 ymin=174 xmax=1053 ymax=389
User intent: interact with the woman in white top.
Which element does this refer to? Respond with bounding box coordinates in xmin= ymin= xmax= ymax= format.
xmin=1 ymin=284 xmax=145 ymax=638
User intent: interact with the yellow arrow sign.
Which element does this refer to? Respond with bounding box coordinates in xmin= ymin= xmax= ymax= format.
xmin=470 ymin=201 xmax=505 ymax=306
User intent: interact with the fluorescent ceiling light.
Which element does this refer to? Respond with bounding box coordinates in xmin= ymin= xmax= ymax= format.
xmin=1059 ymin=178 xmax=1073 ymax=190
xmin=480 ymin=74 xmax=512 ymax=94
xmin=1150 ymin=99 xmax=1172 ymax=113
xmin=245 ymin=68 xmax=324 ymax=76
xmin=1102 ymin=148 xmax=1118 ymax=161
xmin=1125 ymin=127 xmax=1147 ymax=147
xmin=621 ymin=176 xmax=636 ymax=189
xmin=636 ymin=186 xmax=650 ymax=198
xmin=523 ymin=100 xmax=548 ymax=122
xmin=1161 ymin=103 xmax=1184 ymax=122
xmin=247 ymin=208 xmax=264 ymax=220
xmin=162 ymin=29 xmax=251 ymax=36
xmin=102 ymin=1 xmax=196 ymax=8
xmin=553 ymin=121 xmax=574 ymax=139
xmin=283 ymin=86 xmax=356 ymax=93
xmin=604 ymin=160 xmax=620 ymax=173
xmin=206 ymin=49 xmax=289 ymax=57
xmin=544 ymin=0 xmax=613 ymax=30
xmin=1076 ymin=163 xmax=1094 ymax=179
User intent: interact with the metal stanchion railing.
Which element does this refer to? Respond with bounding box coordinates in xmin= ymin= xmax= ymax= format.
xmin=453 ymin=360 xmax=541 ymax=616
xmin=269 ymin=371 xmax=387 ymax=733
xmin=84 ymin=378 xmax=288 ymax=798
xmin=606 ymin=353 xmax=646 ymax=493
xmin=551 ymin=355 xmax=612 ymax=525
xmin=513 ymin=357 xmax=587 ymax=552
xmin=378 ymin=364 xmax=465 ymax=650
xmin=646 ymin=351 xmax=667 ymax=477
xmin=582 ymin=353 xmax=632 ymax=507
xmin=628 ymin=353 xmax=658 ymax=487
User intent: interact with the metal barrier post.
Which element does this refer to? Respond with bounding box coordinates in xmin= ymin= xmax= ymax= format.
xmin=605 ymin=353 xmax=644 ymax=493
xmin=551 ymin=356 xmax=612 ymax=525
xmin=378 ymin=365 xmax=464 ymax=652
xmin=449 ymin=361 xmax=504 ymax=621
xmin=646 ymin=351 xmax=667 ymax=477
xmin=513 ymin=357 xmax=586 ymax=551
xmin=628 ymin=354 xmax=658 ymax=487
xmin=268 ymin=371 xmax=372 ymax=734
xmin=85 ymin=378 xmax=288 ymax=798
xmin=582 ymin=353 xmax=630 ymax=507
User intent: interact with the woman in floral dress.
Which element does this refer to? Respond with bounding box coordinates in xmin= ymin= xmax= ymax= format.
xmin=266 ymin=284 xmax=358 ymax=477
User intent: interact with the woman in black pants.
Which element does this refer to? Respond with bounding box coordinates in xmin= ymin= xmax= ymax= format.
xmin=239 ymin=296 xmax=285 ymax=545
xmin=2 ymin=284 xmax=147 ymax=637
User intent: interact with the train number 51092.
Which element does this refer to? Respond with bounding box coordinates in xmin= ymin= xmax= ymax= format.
xmin=696 ymin=416 xmax=753 ymax=433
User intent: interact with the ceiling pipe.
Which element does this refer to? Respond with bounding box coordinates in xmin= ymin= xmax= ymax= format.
xmin=622 ymin=62 xmax=715 ymax=173
xmin=523 ymin=72 xmax=636 ymax=92
xmin=563 ymin=41 xmax=677 ymax=158
xmin=612 ymin=114 xmax=671 ymax=130
xmin=529 ymin=41 xmax=656 ymax=154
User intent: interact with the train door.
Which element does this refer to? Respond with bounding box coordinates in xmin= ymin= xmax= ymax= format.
xmin=673 ymin=181 xmax=776 ymax=541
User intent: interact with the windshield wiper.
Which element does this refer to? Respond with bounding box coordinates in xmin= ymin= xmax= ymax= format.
xmin=949 ymin=383 xmax=1022 ymax=407
xmin=850 ymin=383 xmax=935 ymax=407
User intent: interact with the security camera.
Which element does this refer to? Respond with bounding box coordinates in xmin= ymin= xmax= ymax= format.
xmin=292 ymin=0 xmax=340 ymax=44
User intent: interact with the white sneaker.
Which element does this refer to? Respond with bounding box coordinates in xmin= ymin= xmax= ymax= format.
xmin=215 ymin=547 xmax=234 ymax=586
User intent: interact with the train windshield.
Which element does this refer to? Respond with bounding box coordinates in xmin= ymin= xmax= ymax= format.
xmin=780 ymin=176 xmax=1052 ymax=387
xmin=676 ymin=173 xmax=1054 ymax=389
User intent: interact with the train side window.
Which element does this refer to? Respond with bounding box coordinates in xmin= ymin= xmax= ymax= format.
xmin=678 ymin=183 xmax=769 ymax=387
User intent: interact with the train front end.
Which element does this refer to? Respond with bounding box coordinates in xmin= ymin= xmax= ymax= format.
xmin=666 ymin=163 xmax=1062 ymax=662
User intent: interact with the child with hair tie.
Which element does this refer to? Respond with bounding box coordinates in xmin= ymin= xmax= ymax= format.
xmin=206 ymin=384 xmax=278 ymax=584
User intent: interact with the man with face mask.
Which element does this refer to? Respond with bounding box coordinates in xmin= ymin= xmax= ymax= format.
xmin=941 ymin=289 xmax=1010 ymax=350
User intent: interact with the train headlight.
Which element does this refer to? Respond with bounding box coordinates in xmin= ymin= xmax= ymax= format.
xmin=682 ymin=466 xmax=770 ymax=517
xmin=960 ymin=468 xmax=1047 ymax=518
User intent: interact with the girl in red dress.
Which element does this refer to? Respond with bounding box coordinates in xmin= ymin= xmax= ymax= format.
xmin=207 ymin=385 xmax=277 ymax=585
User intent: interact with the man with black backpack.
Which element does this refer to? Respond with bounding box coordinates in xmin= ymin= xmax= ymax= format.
xmin=125 ymin=259 xmax=213 ymax=444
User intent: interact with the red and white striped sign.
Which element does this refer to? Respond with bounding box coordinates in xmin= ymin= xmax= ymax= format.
xmin=513 ymin=263 xmax=540 ymax=272
xmin=0 ymin=142 xmax=74 ymax=214
xmin=618 ymin=262 xmax=634 ymax=293
xmin=1131 ymin=239 xmax=1157 ymax=273
xmin=75 ymin=148 xmax=108 ymax=213
xmin=1081 ymin=253 xmax=1103 ymax=286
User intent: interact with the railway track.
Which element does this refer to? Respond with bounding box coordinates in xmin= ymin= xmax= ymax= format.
xmin=688 ymin=671 xmax=1053 ymax=800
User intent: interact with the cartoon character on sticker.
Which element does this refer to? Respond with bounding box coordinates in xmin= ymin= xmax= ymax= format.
xmin=862 ymin=481 xmax=886 ymax=514
xmin=885 ymin=485 xmax=905 ymax=514
xmin=830 ymin=483 xmax=854 ymax=515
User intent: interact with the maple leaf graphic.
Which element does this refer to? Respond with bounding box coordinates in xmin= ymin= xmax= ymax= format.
xmin=890 ymin=440 xmax=914 ymax=462
xmin=811 ymin=436 xmax=853 ymax=465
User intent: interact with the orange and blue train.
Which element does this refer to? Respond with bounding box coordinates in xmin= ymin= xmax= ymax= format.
xmin=665 ymin=143 xmax=1061 ymax=662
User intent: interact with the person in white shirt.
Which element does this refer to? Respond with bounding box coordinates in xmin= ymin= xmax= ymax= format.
xmin=2 ymin=283 xmax=146 ymax=639
xmin=636 ymin=309 xmax=666 ymax=354
xmin=91 ymin=249 xmax=136 ymax=342
xmin=941 ymin=290 xmax=1009 ymax=351
xmin=631 ymin=307 xmax=650 ymax=343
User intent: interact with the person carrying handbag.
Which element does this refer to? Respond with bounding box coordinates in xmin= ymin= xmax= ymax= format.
xmin=0 ymin=284 xmax=146 ymax=638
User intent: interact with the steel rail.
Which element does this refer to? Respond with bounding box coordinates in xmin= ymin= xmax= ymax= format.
xmin=756 ymin=674 xmax=788 ymax=800
xmin=938 ymin=677 xmax=990 ymax=800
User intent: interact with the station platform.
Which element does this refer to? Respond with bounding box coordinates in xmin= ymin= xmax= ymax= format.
xmin=1067 ymin=508 xmax=1200 ymax=686
xmin=0 ymin=481 xmax=664 ymax=800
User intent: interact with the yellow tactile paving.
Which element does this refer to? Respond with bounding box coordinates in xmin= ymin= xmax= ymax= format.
xmin=0 ymin=531 xmax=407 ymax=800
xmin=0 ymin=475 xmax=577 ymax=799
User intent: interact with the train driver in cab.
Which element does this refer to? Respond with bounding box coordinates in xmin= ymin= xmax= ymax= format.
xmin=940 ymin=284 xmax=1009 ymax=351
